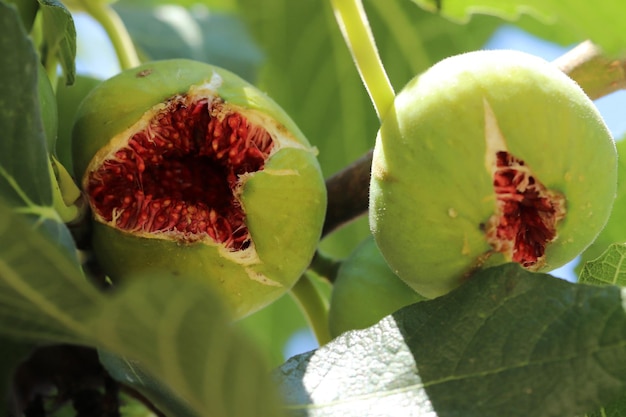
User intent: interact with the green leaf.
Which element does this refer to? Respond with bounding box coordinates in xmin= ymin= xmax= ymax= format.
xmin=411 ymin=0 xmax=626 ymax=54
xmin=118 ymin=0 xmax=237 ymax=11
xmin=0 ymin=3 xmax=77 ymax=259
xmin=366 ymin=0 xmax=500 ymax=92
xmin=113 ymin=3 xmax=263 ymax=82
xmin=54 ymin=74 xmax=101 ymax=173
xmin=0 ymin=4 xmax=52 ymax=210
xmin=579 ymin=138 xmax=626 ymax=270
xmin=236 ymin=292 xmax=310 ymax=368
xmin=579 ymin=244 xmax=626 ymax=416
xmin=3 ymin=0 xmax=38 ymax=31
xmin=99 ymin=350 xmax=198 ymax=417
xmin=275 ymin=264 xmax=626 ymax=417
xmin=580 ymin=243 xmax=626 ymax=287
xmin=0 ymin=199 xmax=101 ymax=344
xmin=0 ymin=200 xmax=284 ymax=417
xmin=586 ymin=394 xmax=626 ymax=417
xmin=87 ymin=275 xmax=286 ymax=417
xmin=38 ymin=0 xmax=76 ymax=84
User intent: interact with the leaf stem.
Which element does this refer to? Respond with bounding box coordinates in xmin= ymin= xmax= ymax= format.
xmin=49 ymin=156 xmax=83 ymax=223
xmin=80 ymin=1 xmax=139 ymax=70
xmin=330 ymin=0 xmax=395 ymax=120
xmin=289 ymin=274 xmax=332 ymax=346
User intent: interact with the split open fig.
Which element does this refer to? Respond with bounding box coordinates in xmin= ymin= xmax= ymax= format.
xmin=369 ymin=50 xmax=617 ymax=298
xmin=72 ymin=59 xmax=327 ymax=318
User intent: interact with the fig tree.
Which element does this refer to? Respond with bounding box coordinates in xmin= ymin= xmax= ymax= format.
xmin=73 ymin=59 xmax=327 ymax=318
xmin=370 ymin=50 xmax=617 ymax=298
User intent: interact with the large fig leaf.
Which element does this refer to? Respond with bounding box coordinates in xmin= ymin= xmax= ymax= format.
xmin=578 ymin=244 xmax=626 ymax=416
xmin=275 ymin=264 xmax=626 ymax=417
xmin=411 ymin=0 xmax=626 ymax=54
xmin=0 ymin=3 xmax=77 ymax=259
xmin=0 ymin=199 xmax=284 ymax=417
xmin=0 ymin=3 xmax=52 ymax=211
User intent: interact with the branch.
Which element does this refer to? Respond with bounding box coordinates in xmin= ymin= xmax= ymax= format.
xmin=553 ymin=40 xmax=626 ymax=100
xmin=322 ymin=149 xmax=373 ymax=237
xmin=321 ymin=40 xmax=626 ymax=238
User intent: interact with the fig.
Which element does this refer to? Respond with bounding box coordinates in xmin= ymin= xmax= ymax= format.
xmin=370 ymin=50 xmax=617 ymax=298
xmin=328 ymin=237 xmax=425 ymax=337
xmin=72 ymin=59 xmax=327 ymax=318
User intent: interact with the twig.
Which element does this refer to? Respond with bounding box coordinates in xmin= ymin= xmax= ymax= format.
xmin=553 ymin=40 xmax=626 ymax=100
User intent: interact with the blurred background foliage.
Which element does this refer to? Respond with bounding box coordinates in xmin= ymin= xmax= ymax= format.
xmin=60 ymin=0 xmax=626 ymax=368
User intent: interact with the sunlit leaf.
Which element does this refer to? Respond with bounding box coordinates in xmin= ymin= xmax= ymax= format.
xmin=276 ymin=264 xmax=626 ymax=417
xmin=579 ymin=243 xmax=626 ymax=287
xmin=411 ymin=0 xmax=626 ymax=54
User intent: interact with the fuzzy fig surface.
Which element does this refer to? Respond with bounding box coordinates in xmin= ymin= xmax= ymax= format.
xmin=369 ymin=50 xmax=617 ymax=298
xmin=73 ymin=59 xmax=327 ymax=318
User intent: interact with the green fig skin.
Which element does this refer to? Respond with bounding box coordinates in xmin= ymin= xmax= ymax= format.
xmin=328 ymin=237 xmax=426 ymax=338
xmin=73 ymin=59 xmax=327 ymax=318
xmin=370 ymin=50 xmax=617 ymax=299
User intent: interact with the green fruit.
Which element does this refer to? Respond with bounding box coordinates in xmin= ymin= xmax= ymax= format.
xmin=73 ymin=59 xmax=327 ymax=318
xmin=370 ymin=50 xmax=617 ymax=298
xmin=328 ymin=237 xmax=426 ymax=337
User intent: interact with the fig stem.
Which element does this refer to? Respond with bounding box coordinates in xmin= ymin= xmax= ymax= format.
xmin=80 ymin=1 xmax=140 ymax=70
xmin=330 ymin=0 xmax=395 ymax=120
xmin=48 ymin=157 xmax=80 ymax=223
xmin=309 ymin=251 xmax=342 ymax=282
xmin=289 ymin=274 xmax=331 ymax=346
